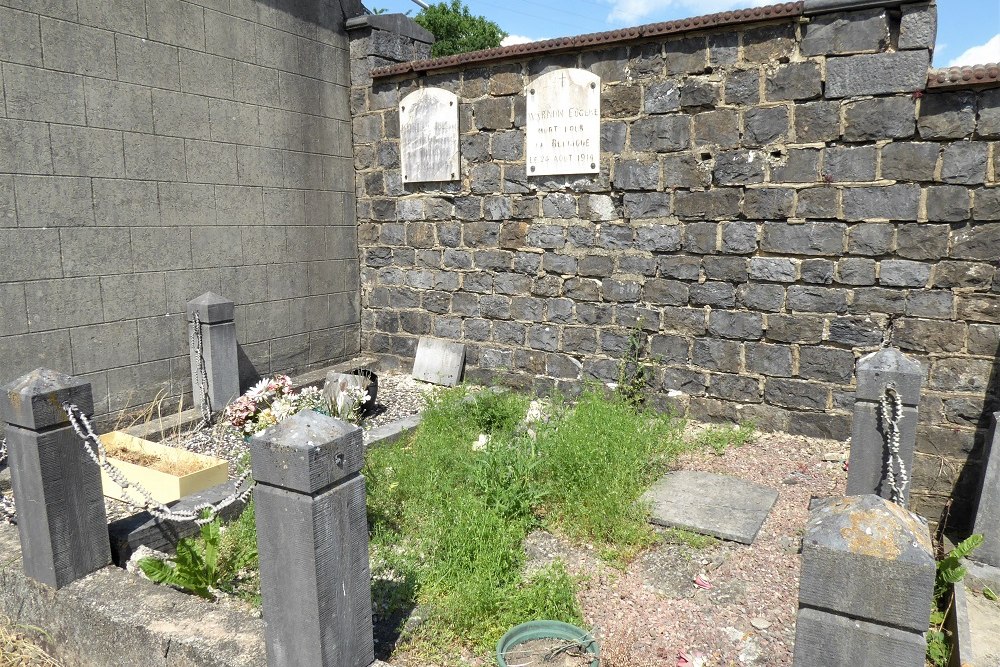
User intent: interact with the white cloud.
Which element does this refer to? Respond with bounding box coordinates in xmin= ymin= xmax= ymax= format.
xmin=947 ymin=34 xmax=1000 ymax=67
xmin=606 ymin=0 xmax=769 ymax=25
xmin=502 ymin=34 xmax=548 ymax=46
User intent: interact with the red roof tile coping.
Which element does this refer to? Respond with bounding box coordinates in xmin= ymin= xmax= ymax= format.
xmin=926 ymin=63 xmax=1000 ymax=89
xmin=370 ymin=2 xmax=805 ymax=79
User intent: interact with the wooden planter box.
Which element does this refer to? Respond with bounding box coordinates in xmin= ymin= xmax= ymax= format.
xmin=98 ymin=432 xmax=229 ymax=504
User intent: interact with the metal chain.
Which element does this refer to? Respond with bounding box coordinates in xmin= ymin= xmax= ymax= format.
xmin=880 ymin=384 xmax=909 ymax=505
xmin=63 ymin=403 xmax=253 ymax=525
xmin=0 ymin=435 xmax=13 ymax=524
xmin=190 ymin=311 xmax=213 ymax=430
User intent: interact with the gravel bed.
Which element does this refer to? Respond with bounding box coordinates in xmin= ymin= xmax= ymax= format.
xmin=1 ymin=373 xmax=432 ymax=527
xmin=363 ymin=374 xmax=435 ymax=429
xmin=525 ymin=427 xmax=848 ymax=667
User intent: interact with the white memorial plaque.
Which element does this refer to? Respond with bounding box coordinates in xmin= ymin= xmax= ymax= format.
xmin=526 ymin=68 xmax=601 ymax=177
xmin=399 ymin=87 xmax=460 ymax=183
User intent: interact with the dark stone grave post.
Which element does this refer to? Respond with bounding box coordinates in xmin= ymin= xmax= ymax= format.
xmin=250 ymin=410 xmax=375 ymax=667
xmin=973 ymin=411 xmax=1000 ymax=567
xmin=0 ymin=369 xmax=111 ymax=588
xmin=793 ymin=495 xmax=934 ymax=667
xmin=847 ymin=347 xmax=922 ymax=506
xmin=187 ymin=292 xmax=239 ymax=413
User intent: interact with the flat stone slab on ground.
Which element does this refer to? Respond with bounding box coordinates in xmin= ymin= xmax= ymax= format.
xmin=411 ymin=337 xmax=465 ymax=386
xmin=642 ymin=470 xmax=779 ymax=544
xmin=961 ymin=579 xmax=1000 ymax=667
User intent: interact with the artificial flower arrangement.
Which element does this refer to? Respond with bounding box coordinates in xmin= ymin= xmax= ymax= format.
xmin=222 ymin=375 xmax=326 ymax=436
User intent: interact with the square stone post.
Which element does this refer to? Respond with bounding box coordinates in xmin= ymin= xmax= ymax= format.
xmin=250 ymin=410 xmax=375 ymax=667
xmin=0 ymin=369 xmax=111 ymax=589
xmin=187 ymin=292 xmax=239 ymax=413
xmin=847 ymin=347 xmax=922 ymax=506
xmin=972 ymin=411 xmax=1000 ymax=567
xmin=793 ymin=495 xmax=934 ymax=667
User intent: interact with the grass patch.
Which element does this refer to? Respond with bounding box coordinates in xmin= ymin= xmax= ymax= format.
xmin=691 ymin=421 xmax=756 ymax=456
xmin=661 ymin=527 xmax=718 ymax=550
xmin=532 ymin=391 xmax=686 ymax=563
xmin=365 ymin=386 xmax=687 ymax=660
xmin=153 ymin=385 xmax=692 ymax=663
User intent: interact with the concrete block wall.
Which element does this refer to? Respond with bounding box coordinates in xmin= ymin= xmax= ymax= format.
xmin=0 ymin=0 xmax=364 ymax=418
xmin=351 ymin=3 xmax=1000 ymax=527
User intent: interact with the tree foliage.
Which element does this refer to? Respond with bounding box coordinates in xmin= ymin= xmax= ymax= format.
xmin=415 ymin=0 xmax=507 ymax=57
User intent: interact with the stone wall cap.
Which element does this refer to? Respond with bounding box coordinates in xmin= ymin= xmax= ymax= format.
xmin=371 ymin=2 xmax=806 ymax=79
xmin=802 ymin=0 xmax=909 ymax=15
xmin=346 ymin=13 xmax=434 ymax=43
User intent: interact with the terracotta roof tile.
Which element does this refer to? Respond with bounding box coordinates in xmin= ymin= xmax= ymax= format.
xmin=371 ymin=2 xmax=805 ymax=79
xmin=926 ymin=63 xmax=1000 ymax=89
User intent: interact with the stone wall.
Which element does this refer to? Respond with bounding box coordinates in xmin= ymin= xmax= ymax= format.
xmin=0 ymin=0 xmax=362 ymax=416
xmin=350 ymin=2 xmax=1000 ymax=526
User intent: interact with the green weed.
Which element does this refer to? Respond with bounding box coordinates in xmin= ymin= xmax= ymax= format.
xmin=139 ymin=503 xmax=259 ymax=603
xmin=616 ymin=326 xmax=653 ymax=408
xmin=927 ymin=534 xmax=983 ymax=667
xmin=692 ymin=421 xmax=756 ymax=456
xmin=139 ymin=519 xmax=224 ymax=600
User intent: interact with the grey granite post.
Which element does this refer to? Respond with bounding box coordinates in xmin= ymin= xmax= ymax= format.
xmin=972 ymin=411 xmax=1000 ymax=567
xmin=793 ymin=495 xmax=934 ymax=667
xmin=187 ymin=292 xmax=239 ymax=413
xmin=847 ymin=347 xmax=922 ymax=506
xmin=250 ymin=410 xmax=375 ymax=667
xmin=0 ymin=369 xmax=111 ymax=589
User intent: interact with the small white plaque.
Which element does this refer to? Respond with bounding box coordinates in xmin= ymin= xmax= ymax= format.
xmin=526 ymin=68 xmax=601 ymax=177
xmin=399 ymin=87 xmax=460 ymax=183
xmin=412 ymin=337 xmax=466 ymax=387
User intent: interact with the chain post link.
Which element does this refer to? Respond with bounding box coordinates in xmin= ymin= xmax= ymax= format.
xmin=0 ymin=435 xmax=12 ymax=524
xmin=879 ymin=384 xmax=909 ymax=505
xmin=190 ymin=311 xmax=214 ymax=430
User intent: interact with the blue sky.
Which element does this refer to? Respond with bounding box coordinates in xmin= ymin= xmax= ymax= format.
xmin=367 ymin=0 xmax=1000 ymax=67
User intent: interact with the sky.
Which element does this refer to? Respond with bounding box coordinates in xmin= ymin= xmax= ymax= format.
xmin=366 ymin=0 xmax=1000 ymax=67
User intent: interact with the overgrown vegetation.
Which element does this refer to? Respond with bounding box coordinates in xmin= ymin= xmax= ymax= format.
xmin=365 ymin=386 xmax=687 ymax=660
xmin=927 ymin=534 xmax=983 ymax=667
xmin=141 ymin=383 xmax=749 ymax=663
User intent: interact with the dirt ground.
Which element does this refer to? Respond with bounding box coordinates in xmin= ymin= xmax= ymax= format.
xmin=524 ymin=428 xmax=848 ymax=667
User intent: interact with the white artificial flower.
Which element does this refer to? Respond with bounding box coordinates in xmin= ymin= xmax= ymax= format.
xmin=246 ymin=378 xmax=270 ymax=400
xmin=271 ymin=398 xmax=295 ymax=420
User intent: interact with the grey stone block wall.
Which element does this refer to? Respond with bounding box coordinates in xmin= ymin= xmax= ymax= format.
xmin=350 ymin=3 xmax=1000 ymax=528
xmin=0 ymin=0 xmax=363 ymax=419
